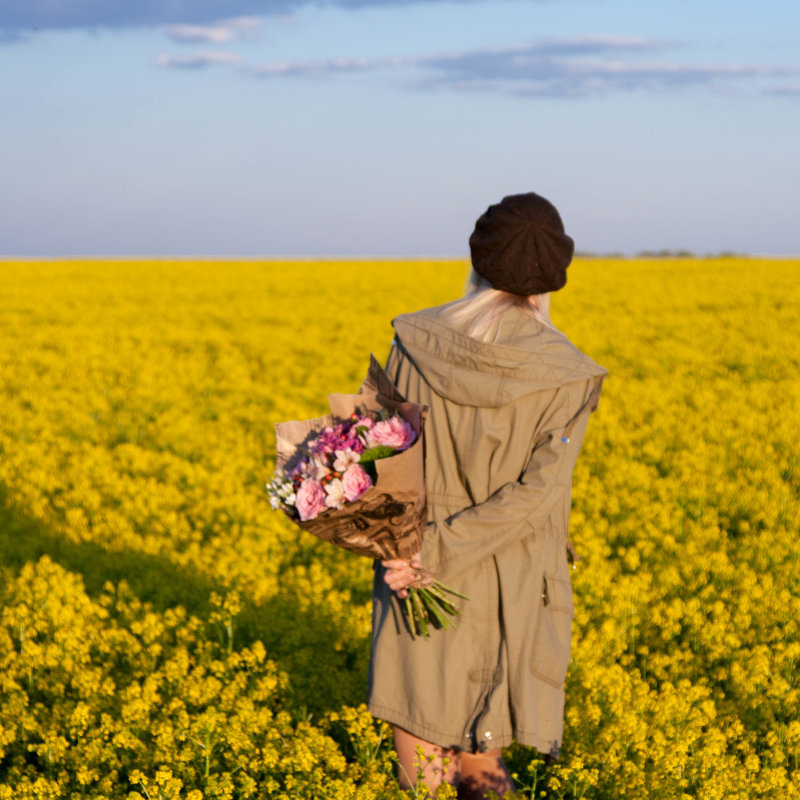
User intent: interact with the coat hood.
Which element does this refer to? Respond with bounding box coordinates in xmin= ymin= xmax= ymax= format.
xmin=391 ymin=303 xmax=607 ymax=408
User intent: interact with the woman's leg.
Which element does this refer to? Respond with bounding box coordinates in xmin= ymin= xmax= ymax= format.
xmin=393 ymin=725 xmax=461 ymax=794
xmin=456 ymin=748 xmax=515 ymax=800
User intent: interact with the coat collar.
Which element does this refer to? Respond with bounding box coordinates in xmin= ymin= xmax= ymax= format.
xmin=392 ymin=303 xmax=607 ymax=408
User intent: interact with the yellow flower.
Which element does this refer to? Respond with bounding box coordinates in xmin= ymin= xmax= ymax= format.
xmin=1 ymin=257 xmax=799 ymax=798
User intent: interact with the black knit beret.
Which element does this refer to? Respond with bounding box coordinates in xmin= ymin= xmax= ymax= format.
xmin=468 ymin=192 xmax=574 ymax=296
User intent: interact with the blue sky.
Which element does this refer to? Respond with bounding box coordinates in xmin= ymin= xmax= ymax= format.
xmin=1 ymin=0 xmax=798 ymax=256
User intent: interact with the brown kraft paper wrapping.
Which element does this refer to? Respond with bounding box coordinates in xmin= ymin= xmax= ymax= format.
xmin=274 ymin=355 xmax=429 ymax=561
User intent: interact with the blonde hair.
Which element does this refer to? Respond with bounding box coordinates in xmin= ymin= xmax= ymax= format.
xmin=438 ymin=268 xmax=554 ymax=343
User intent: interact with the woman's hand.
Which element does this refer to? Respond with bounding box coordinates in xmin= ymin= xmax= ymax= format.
xmin=381 ymin=552 xmax=423 ymax=599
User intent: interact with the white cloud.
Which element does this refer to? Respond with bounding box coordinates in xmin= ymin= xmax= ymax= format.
xmin=767 ymin=83 xmax=800 ymax=96
xmin=165 ymin=16 xmax=260 ymax=44
xmin=1 ymin=2 xmax=466 ymax=33
xmin=245 ymin=37 xmax=799 ymax=97
xmin=249 ymin=55 xmax=399 ymax=77
xmin=166 ymin=24 xmax=234 ymax=43
xmin=155 ymin=51 xmax=242 ymax=69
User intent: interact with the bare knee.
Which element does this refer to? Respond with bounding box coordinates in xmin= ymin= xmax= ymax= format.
xmin=393 ymin=725 xmax=460 ymax=792
xmin=458 ymin=748 xmax=514 ymax=800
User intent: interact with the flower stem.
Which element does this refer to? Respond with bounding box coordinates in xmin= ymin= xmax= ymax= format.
xmin=433 ymin=581 xmax=470 ymax=600
xmin=410 ymin=588 xmax=429 ymax=638
xmin=419 ymin=590 xmax=452 ymax=629
xmin=404 ymin=594 xmax=417 ymax=640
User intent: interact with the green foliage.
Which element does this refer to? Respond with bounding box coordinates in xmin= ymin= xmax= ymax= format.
xmin=358 ymin=445 xmax=397 ymax=465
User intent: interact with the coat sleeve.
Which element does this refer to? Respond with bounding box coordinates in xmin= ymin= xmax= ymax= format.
xmin=419 ymin=376 xmax=603 ymax=584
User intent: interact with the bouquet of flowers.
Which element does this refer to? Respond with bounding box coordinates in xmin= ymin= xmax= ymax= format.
xmin=268 ymin=355 xmax=467 ymax=638
xmin=267 ymin=409 xmax=417 ymax=520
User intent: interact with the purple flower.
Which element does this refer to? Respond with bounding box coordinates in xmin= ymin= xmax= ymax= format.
xmin=343 ymin=435 xmax=364 ymax=453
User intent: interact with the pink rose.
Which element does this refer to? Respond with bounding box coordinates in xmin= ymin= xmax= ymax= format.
xmin=341 ymin=464 xmax=373 ymax=502
xmin=295 ymin=479 xmax=327 ymax=521
xmin=367 ymin=416 xmax=417 ymax=451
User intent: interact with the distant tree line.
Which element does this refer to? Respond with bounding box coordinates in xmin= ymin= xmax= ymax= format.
xmin=575 ymin=250 xmax=745 ymax=259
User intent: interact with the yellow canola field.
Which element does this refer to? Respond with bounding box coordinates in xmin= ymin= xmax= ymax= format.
xmin=0 ymin=257 xmax=798 ymax=799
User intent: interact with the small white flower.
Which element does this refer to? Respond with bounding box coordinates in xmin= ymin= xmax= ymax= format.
xmin=323 ymin=478 xmax=346 ymax=510
xmin=310 ymin=454 xmax=331 ymax=480
xmin=333 ymin=447 xmax=361 ymax=473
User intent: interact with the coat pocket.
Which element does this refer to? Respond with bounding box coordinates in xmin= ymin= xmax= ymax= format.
xmin=531 ymin=574 xmax=574 ymax=687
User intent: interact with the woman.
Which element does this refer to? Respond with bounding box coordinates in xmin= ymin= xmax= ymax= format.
xmin=367 ymin=192 xmax=608 ymax=798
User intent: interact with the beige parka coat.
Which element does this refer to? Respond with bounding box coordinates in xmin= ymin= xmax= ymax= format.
xmin=367 ymin=301 xmax=607 ymax=759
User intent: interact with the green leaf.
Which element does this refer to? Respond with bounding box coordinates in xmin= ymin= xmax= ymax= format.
xmin=358 ymin=445 xmax=396 ymax=464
